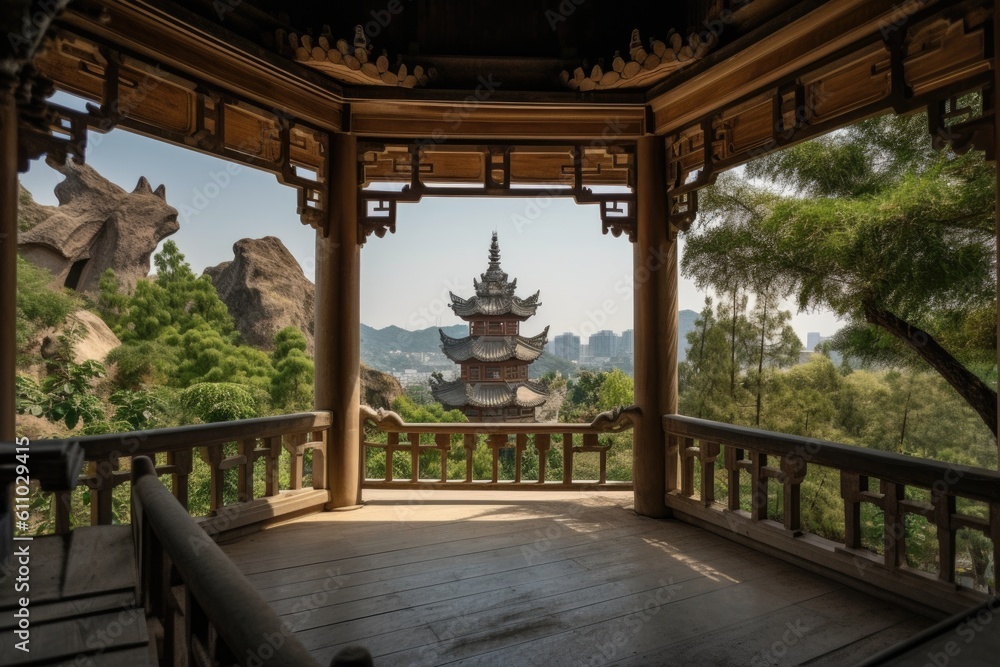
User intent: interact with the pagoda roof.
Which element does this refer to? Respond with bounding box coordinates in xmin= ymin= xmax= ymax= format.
xmin=449 ymin=233 xmax=541 ymax=318
xmin=439 ymin=327 xmax=549 ymax=363
xmin=432 ymin=380 xmax=548 ymax=410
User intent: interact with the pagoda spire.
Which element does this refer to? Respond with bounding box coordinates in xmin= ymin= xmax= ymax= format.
xmin=475 ymin=231 xmax=517 ymax=297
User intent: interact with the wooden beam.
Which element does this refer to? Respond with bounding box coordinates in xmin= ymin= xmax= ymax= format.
xmin=316 ymin=133 xmax=362 ymax=509
xmin=632 ymin=136 xmax=675 ymax=518
xmin=0 ymin=84 xmax=16 ymax=443
xmin=58 ymin=0 xmax=345 ymax=132
xmin=350 ymin=102 xmax=646 ymax=140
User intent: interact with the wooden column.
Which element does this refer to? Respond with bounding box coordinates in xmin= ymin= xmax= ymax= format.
xmin=632 ymin=135 xmax=676 ymax=518
xmin=0 ymin=84 xmax=17 ymax=443
xmin=315 ymin=133 xmax=362 ymax=509
xmin=995 ymin=3 xmax=999 ymax=460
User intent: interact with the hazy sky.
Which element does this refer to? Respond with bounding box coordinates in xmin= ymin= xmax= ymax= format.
xmin=18 ymin=93 xmax=843 ymax=345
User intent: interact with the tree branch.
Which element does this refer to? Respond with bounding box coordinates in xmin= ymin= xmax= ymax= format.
xmin=863 ymin=301 xmax=997 ymax=439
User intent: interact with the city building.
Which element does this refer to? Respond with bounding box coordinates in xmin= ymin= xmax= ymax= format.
xmin=588 ymin=329 xmax=616 ymax=358
xmin=552 ymin=332 xmax=581 ymax=362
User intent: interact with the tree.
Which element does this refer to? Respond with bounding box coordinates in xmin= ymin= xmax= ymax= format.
xmin=746 ymin=288 xmax=802 ymax=425
xmin=597 ymin=368 xmax=634 ymax=411
xmin=271 ymin=327 xmax=314 ymax=411
xmin=686 ymin=112 xmax=997 ymax=438
xmin=679 ymin=298 xmax=733 ymax=420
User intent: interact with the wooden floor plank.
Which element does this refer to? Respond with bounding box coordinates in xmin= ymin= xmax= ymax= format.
xmin=222 ymin=490 xmax=937 ymax=666
xmin=0 ymin=608 xmax=148 ymax=665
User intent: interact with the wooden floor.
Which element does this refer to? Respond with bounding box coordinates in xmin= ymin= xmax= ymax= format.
xmin=0 ymin=526 xmax=152 ymax=666
xmin=221 ymin=490 xmax=936 ymax=666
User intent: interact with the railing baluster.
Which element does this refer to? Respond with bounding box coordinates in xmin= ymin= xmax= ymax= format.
xmin=311 ymin=430 xmax=327 ymax=490
xmin=563 ymin=433 xmax=573 ymax=483
xmin=286 ymin=433 xmax=305 ymax=490
xmin=883 ymin=480 xmax=906 ymax=571
xmin=464 ymin=434 xmax=476 ymax=483
xmin=841 ymin=471 xmax=863 ymax=549
xmin=780 ymin=452 xmax=805 ymax=534
xmin=436 ymin=433 xmax=450 ymax=483
xmin=724 ymin=445 xmax=741 ymax=511
xmin=207 ymin=445 xmax=224 ymax=513
xmin=238 ymin=439 xmax=256 ymax=502
xmin=933 ymin=490 xmax=956 ymax=583
xmin=169 ymin=449 xmax=192 ymax=510
xmin=701 ymin=441 xmax=719 ymax=507
xmin=489 ymin=433 xmax=506 ymax=483
xmin=750 ymin=452 xmax=767 ymax=521
xmin=681 ymin=437 xmax=695 ymax=497
xmin=409 ymin=432 xmax=420 ymax=482
xmin=991 ymin=504 xmax=1000 ymax=590
xmin=666 ymin=433 xmax=679 ymax=493
xmin=536 ymin=433 xmax=550 ymax=483
xmin=386 ymin=432 xmax=399 ymax=482
xmin=264 ymin=435 xmax=281 ymax=496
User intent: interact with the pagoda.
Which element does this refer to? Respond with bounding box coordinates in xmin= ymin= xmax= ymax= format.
xmin=431 ymin=233 xmax=549 ymax=422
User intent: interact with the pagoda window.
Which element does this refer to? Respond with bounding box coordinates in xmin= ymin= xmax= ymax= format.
xmin=505 ymin=408 xmax=519 ymax=417
xmin=470 ymin=367 xmax=481 ymax=381
xmin=520 ymin=408 xmax=534 ymax=417
xmin=505 ymin=366 xmax=519 ymax=380
xmin=486 ymin=366 xmax=501 ymax=380
xmin=461 ymin=366 xmax=468 ymax=380
xmin=520 ymin=366 xmax=527 ymax=378
xmin=471 ymin=321 xmax=486 ymax=335
xmin=506 ymin=322 xmax=519 ymax=335
xmin=488 ymin=321 xmax=504 ymax=334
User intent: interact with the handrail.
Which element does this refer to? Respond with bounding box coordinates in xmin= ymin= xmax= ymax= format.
xmin=30 ymin=412 xmax=331 ymax=534
xmin=662 ymin=414 xmax=1000 ymax=613
xmin=131 ymin=456 xmax=322 ymax=666
xmin=361 ymin=405 xmax=639 ymax=487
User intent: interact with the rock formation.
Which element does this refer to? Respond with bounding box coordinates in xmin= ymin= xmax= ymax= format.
xmin=18 ymin=159 xmax=179 ymax=293
xmin=204 ymin=236 xmax=315 ymax=352
xmin=361 ymin=365 xmax=404 ymax=410
xmin=39 ymin=310 xmax=122 ymax=366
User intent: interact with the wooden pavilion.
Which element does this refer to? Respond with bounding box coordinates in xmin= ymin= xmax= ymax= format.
xmin=2 ymin=1 xmax=1000 ymax=664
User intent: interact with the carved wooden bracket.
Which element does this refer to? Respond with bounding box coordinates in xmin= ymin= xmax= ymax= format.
xmin=357 ymin=141 xmax=637 ymax=245
xmin=274 ymin=26 xmax=435 ymax=88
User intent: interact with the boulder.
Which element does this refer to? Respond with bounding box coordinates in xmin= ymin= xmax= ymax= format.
xmin=39 ymin=309 xmax=122 ymax=365
xmin=361 ymin=365 xmax=404 ymax=410
xmin=18 ymin=159 xmax=179 ymax=293
xmin=204 ymin=236 xmax=315 ymax=352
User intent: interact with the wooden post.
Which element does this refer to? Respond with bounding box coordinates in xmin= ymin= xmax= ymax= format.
xmin=0 ymin=84 xmax=17 ymax=444
xmin=632 ymin=136 xmax=675 ymax=518
xmin=316 ymin=133 xmax=362 ymax=509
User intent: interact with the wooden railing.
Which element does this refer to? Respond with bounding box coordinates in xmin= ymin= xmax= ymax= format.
xmin=663 ymin=414 xmax=1000 ymax=613
xmin=37 ymin=411 xmax=330 ymax=536
xmin=361 ymin=405 xmax=640 ymax=489
xmin=131 ymin=456 xmax=322 ymax=666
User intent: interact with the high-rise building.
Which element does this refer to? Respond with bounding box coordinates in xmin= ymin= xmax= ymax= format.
xmin=807 ymin=332 xmax=822 ymax=351
xmin=552 ymin=332 xmax=580 ymax=362
xmin=588 ymin=330 xmax=616 ymax=358
xmin=619 ymin=329 xmax=634 ymax=356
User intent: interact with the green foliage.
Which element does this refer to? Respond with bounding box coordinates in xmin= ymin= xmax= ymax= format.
xmin=686 ymin=111 xmax=997 ymax=433
xmin=391 ymin=394 xmax=467 ymax=423
xmin=15 ymin=374 xmax=46 ymax=417
xmin=38 ymin=358 xmax=107 ymax=430
xmin=113 ymin=241 xmax=237 ymax=343
xmin=180 ymin=382 xmax=258 ymax=423
xmin=271 ymin=327 xmax=314 ymax=412
xmin=15 ymin=256 xmax=80 ymax=364
xmin=596 ymin=368 xmax=634 ymax=411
